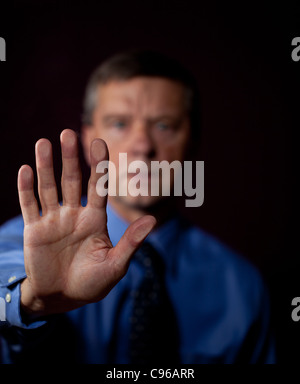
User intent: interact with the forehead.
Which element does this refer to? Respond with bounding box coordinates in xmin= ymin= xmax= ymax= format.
xmin=95 ymin=77 xmax=186 ymax=115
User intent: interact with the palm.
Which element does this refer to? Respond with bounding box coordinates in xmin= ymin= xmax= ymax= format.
xmin=18 ymin=129 xmax=156 ymax=316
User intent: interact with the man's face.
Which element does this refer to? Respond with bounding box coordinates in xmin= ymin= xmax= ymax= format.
xmin=82 ymin=76 xmax=191 ymax=209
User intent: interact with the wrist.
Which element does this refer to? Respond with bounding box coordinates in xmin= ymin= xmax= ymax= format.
xmin=20 ymin=278 xmax=46 ymax=321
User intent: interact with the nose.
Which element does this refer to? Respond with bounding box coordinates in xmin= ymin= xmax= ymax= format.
xmin=130 ymin=121 xmax=156 ymax=159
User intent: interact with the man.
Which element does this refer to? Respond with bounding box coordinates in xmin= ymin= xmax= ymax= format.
xmin=0 ymin=51 xmax=275 ymax=363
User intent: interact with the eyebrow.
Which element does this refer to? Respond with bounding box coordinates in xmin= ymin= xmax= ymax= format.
xmin=102 ymin=113 xmax=184 ymax=123
xmin=102 ymin=114 xmax=131 ymax=123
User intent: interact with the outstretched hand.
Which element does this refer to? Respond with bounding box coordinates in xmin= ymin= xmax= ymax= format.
xmin=18 ymin=129 xmax=156 ymax=318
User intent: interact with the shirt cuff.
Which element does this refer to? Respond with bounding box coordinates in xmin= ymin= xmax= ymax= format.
xmin=0 ymin=270 xmax=46 ymax=329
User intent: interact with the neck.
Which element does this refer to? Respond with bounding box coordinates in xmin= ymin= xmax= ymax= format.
xmin=108 ymin=197 xmax=177 ymax=227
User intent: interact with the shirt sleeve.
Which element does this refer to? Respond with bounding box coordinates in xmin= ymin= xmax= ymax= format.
xmin=236 ymin=278 xmax=277 ymax=364
xmin=224 ymin=257 xmax=277 ymax=364
xmin=0 ymin=216 xmax=46 ymax=330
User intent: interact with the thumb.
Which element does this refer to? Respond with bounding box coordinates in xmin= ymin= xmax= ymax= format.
xmin=109 ymin=215 xmax=157 ymax=272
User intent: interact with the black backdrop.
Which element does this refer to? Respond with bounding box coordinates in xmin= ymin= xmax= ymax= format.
xmin=0 ymin=1 xmax=299 ymax=363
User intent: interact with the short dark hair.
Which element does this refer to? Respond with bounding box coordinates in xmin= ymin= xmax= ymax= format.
xmin=82 ymin=50 xmax=201 ymax=141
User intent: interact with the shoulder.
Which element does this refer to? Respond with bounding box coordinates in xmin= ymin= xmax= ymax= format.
xmin=0 ymin=215 xmax=24 ymax=253
xmin=175 ymin=221 xmax=267 ymax=311
xmin=181 ymin=223 xmax=261 ymax=276
xmin=0 ymin=215 xmax=24 ymax=235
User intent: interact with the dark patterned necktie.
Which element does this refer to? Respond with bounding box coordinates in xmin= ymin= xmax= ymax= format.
xmin=129 ymin=242 xmax=179 ymax=364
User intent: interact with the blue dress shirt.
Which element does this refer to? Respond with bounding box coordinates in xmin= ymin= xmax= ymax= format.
xmin=0 ymin=201 xmax=275 ymax=364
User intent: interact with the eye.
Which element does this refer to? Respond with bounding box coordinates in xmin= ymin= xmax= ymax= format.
xmin=112 ymin=120 xmax=127 ymax=129
xmin=156 ymin=122 xmax=170 ymax=131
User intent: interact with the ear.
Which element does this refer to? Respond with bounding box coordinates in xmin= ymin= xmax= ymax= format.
xmin=81 ymin=125 xmax=97 ymax=166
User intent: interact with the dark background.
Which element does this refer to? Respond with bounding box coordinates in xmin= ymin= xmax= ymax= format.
xmin=0 ymin=0 xmax=299 ymax=363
